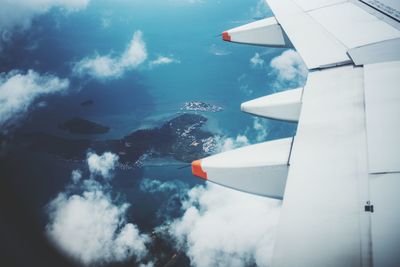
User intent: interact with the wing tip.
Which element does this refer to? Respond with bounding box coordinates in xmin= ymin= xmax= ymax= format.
xmin=191 ymin=159 xmax=208 ymax=180
xmin=222 ymin=31 xmax=231 ymax=42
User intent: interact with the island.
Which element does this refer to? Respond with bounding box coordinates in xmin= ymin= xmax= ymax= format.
xmin=181 ymin=101 xmax=222 ymax=112
xmin=19 ymin=113 xmax=218 ymax=165
xmin=58 ymin=117 xmax=110 ymax=134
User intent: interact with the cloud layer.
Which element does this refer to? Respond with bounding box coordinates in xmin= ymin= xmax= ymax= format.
xmin=270 ymin=49 xmax=308 ymax=89
xmin=73 ymin=31 xmax=147 ymax=80
xmin=46 ymin=152 xmax=151 ymax=266
xmin=0 ymin=69 xmax=69 ymax=128
xmin=169 ymin=184 xmax=281 ymax=267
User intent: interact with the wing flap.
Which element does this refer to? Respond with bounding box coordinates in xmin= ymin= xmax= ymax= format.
xmin=348 ymin=38 xmax=400 ymax=65
xmin=272 ymin=66 xmax=371 ymax=267
xmin=364 ymin=61 xmax=400 ymax=173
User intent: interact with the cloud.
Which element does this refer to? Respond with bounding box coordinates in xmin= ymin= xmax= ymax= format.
xmin=46 ymin=152 xmax=152 ymax=266
xmin=215 ymin=134 xmax=249 ymax=152
xmin=253 ymin=117 xmax=269 ymax=142
xmin=209 ymin=44 xmax=231 ymax=56
xmin=0 ymin=0 xmax=90 ymax=48
xmin=87 ymin=151 xmax=119 ymax=179
xmin=269 ymin=49 xmax=308 ymax=89
xmin=140 ymin=178 xmax=190 ymax=221
xmin=169 ymin=183 xmax=281 ymax=267
xmin=71 ymin=169 xmax=82 ymax=184
xmin=149 ymin=56 xmax=180 ymax=68
xmin=140 ymin=178 xmax=188 ymax=194
xmin=73 ymin=31 xmax=147 ymax=80
xmin=250 ymin=52 xmax=265 ymax=68
xmin=0 ymin=69 xmax=69 ymax=128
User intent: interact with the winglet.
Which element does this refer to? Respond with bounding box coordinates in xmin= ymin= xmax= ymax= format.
xmin=222 ymin=31 xmax=231 ymax=42
xmin=192 ymin=160 xmax=208 ymax=180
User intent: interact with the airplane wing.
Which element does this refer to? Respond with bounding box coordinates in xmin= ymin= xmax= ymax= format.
xmin=191 ymin=1 xmax=400 ymax=266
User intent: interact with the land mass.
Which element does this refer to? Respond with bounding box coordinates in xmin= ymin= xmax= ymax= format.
xmin=58 ymin=117 xmax=109 ymax=134
xmin=19 ymin=113 xmax=217 ymax=165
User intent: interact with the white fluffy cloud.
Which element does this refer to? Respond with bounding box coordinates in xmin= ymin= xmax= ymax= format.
xmin=270 ymin=49 xmax=308 ymax=89
xmin=250 ymin=52 xmax=265 ymax=68
xmin=73 ymin=31 xmax=147 ymax=80
xmin=0 ymin=69 xmax=69 ymax=127
xmin=217 ymin=134 xmax=249 ymax=152
xmin=169 ymin=184 xmax=281 ymax=267
xmin=46 ymin=152 xmax=151 ymax=266
xmin=87 ymin=151 xmax=119 ymax=179
xmin=149 ymin=56 xmax=180 ymax=68
xmin=47 ymin=189 xmax=149 ymax=265
xmin=0 ymin=0 xmax=90 ymax=47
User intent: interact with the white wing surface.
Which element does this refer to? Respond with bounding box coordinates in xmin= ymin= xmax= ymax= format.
xmin=192 ymin=1 xmax=400 ymax=266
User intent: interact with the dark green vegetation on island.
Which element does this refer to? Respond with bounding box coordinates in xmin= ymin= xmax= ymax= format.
xmin=58 ymin=117 xmax=110 ymax=134
xmin=18 ymin=114 xmax=215 ymax=165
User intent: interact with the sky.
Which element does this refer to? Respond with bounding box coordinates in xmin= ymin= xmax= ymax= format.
xmin=0 ymin=0 xmax=307 ymax=266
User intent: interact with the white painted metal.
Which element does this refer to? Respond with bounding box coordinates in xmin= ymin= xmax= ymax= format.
xmin=205 ymin=1 xmax=400 ymax=266
xmin=201 ymin=138 xmax=292 ymax=199
xmin=272 ymin=66 xmax=371 ymax=267
xmin=348 ymin=38 xmax=400 ymax=65
xmin=309 ymin=2 xmax=400 ymax=49
xmin=265 ymin=0 xmax=351 ymax=69
xmin=360 ymin=0 xmax=400 ymax=22
xmin=224 ymin=17 xmax=288 ymax=47
xmin=292 ymin=0 xmax=347 ymax=11
xmin=364 ymin=61 xmax=400 ymax=173
xmin=370 ymin=172 xmax=400 ymax=267
xmin=241 ymin=88 xmax=302 ymax=122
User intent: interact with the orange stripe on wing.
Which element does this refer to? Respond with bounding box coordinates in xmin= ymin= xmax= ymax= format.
xmin=191 ymin=160 xmax=208 ymax=180
xmin=222 ymin=31 xmax=231 ymax=42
